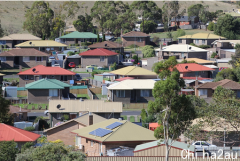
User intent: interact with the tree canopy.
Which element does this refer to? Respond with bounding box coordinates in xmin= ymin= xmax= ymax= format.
xmin=140 ymin=20 xmax=157 ymax=33
xmin=0 ymin=20 xmax=4 ymax=38
xmin=0 ymin=91 xmax=13 ymax=126
xmin=0 ymin=141 xmax=19 ymax=161
xmin=142 ymin=45 xmax=155 ymax=58
xmin=73 ymin=14 xmax=93 ymax=32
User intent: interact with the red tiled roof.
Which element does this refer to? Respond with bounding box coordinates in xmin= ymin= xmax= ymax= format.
xmin=18 ymin=65 xmax=76 ymax=75
xmin=79 ymin=48 xmax=118 ymax=56
xmin=175 ymin=63 xmax=214 ymax=73
xmin=122 ymin=31 xmax=150 ymax=37
xmin=0 ymin=48 xmax=49 ymax=57
xmin=115 ymin=77 xmax=134 ymax=82
xmin=0 ymin=123 xmax=40 ymax=142
xmin=182 ymin=77 xmax=212 ymax=80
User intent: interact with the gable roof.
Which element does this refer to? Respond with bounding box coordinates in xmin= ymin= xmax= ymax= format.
xmin=0 ymin=34 xmax=41 ymax=41
xmin=9 ymin=105 xmax=30 ymax=113
xmin=25 ymin=79 xmax=71 ymax=89
xmin=196 ymin=79 xmax=240 ymax=90
xmin=157 ymin=44 xmax=207 ymax=52
xmin=122 ymin=31 xmax=150 ymax=37
xmin=0 ymin=48 xmax=49 ymax=57
xmin=170 ymin=16 xmax=196 ymax=22
xmin=0 ymin=123 xmax=40 ymax=142
xmin=88 ymin=41 xmax=122 ymax=48
xmin=18 ymin=65 xmax=76 ymax=75
xmin=15 ymin=40 xmax=67 ymax=47
xmin=175 ymin=63 xmax=214 ymax=73
xmin=178 ymin=33 xmax=226 ymax=40
xmin=79 ymin=48 xmax=118 ymax=56
xmin=107 ymin=79 xmax=156 ymax=90
xmin=110 ymin=66 xmax=157 ymax=76
xmin=59 ymin=31 xmax=98 ymax=39
xmin=71 ymin=118 xmax=156 ymax=143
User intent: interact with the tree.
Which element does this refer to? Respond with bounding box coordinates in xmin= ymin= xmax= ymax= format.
xmin=50 ymin=17 xmax=65 ymax=40
xmin=142 ymin=45 xmax=155 ymax=58
xmin=211 ymin=52 xmax=218 ymax=58
xmin=102 ymin=34 xmax=105 ymax=41
xmin=0 ymin=92 xmax=13 ymax=125
xmin=207 ymin=22 xmax=214 ymax=31
xmin=21 ymin=142 xmax=34 ymax=153
xmin=141 ymin=109 xmax=157 ymax=128
xmin=149 ymin=56 xmax=196 ymax=161
xmin=230 ymin=49 xmax=240 ymax=68
xmin=97 ymin=34 xmax=100 ymax=42
xmin=62 ymin=1 xmax=80 ymax=23
xmin=16 ymin=143 xmax=86 ymax=161
xmin=173 ymin=29 xmax=185 ymax=40
xmin=132 ymin=55 xmax=140 ymax=64
xmin=0 ymin=20 xmax=4 ymax=37
xmin=67 ymin=51 xmax=75 ymax=56
xmin=23 ymin=1 xmax=54 ymax=38
xmin=140 ymin=20 xmax=157 ymax=34
xmin=0 ymin=141 xmax=19 ymax=161
xmin=215 ymin=68 xmax=237 ymax=82
xmin=73 ymin=14 xmax=93 ymax=32
xmin=187 ymin=4 xmax=205 ymax=20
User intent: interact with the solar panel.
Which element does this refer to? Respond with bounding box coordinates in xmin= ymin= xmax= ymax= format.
xmin=106 ymin=122 xmax=123 ymax=130
xmin=89 ymin=128 xmax=112 ymax=137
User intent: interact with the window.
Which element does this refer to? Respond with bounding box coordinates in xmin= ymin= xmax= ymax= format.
xmin=181 ymin=53 xmax=184 ymax=58
xmin=49 ymin=89 xmax=58 ymax=97
xmin=61 ymin=76 xmax=67 ymax=81
xmin=75 ymin=136 xmax=81 ymax=146
xmin=24 ymin=75 xmax=29 ymax=80
xmin=195 ymin=142 xmax=201 ymax=145
xmin=137 ymin=38 xmax=142 ymax=42
xmin=91 ymin=140 xmax=94 ymax=147
xmin=56 ymin=113 xmax=63 ymax=119
xmin=23 ymin=56 xmax=30 ymax=62
xmin=237 ymin=91 xmax=240 ymax=98
xmin=116 ymin=90 xmax=125 ymax=97
xmin=0 ymin=57 xmax=6 ymax=62
xmin=0 ymin=40 xmax=6 ymax=45
xmin=141 ymin=90 xmax=150 ymax=97
xmin=36 ymin=57 xmax=42 ymax=61
xmin=195 ymin=39 xmax=199 ymax=44
xmin=202 ymin=40 xmax=206 ymax=44
xmin=100 ymin=56 xmax=105 ymax=62
xmin=198 ymin=89 xmax=207 ymax=96
xmin=179 ymin=39 xmax=182 ymax=43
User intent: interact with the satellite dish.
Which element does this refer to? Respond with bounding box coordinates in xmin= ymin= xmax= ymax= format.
xmin=105 ymin=44 xmax=107 ymax=47
xmin=32 ymin=68 xmax=36 ymax=72
xmin=184 ymin=56 xmax=186 ymax=59
xmin=185 ymin=66 xmax=188 ymax=70
xmin=57 ymin=104 xmax=61 ymax=109
xmin=29 ymin=42 xmax=32 ymax=45
xmin=106 ymin=83 xmax=110 ymax=87
xmin=189 ymin=47 xmax=192 ymax=50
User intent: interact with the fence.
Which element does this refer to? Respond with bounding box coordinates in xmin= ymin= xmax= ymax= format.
xmin=87 ymin=88 xmax=93 ymax=100
xmin=17 ymin=90 xmax=27 ymax=97
xmin=89 ymin=87 xmax=102 ymax=94
xmin=89 ymin=79 xmax=102 ymax=87
xmin=70 ymin=89 xmax=88 ymax=94
xmin=123 ymin=103 xmax=148 ymax=109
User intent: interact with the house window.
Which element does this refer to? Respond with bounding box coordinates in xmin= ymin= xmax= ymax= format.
xmin=141 ymin=90 xmax=150 ymax=97
xmin=0 ymin=40 xmax=6 ymax=45
xmin=49 ymin=89 xmax=58 ymax=97
xmin=202 ymin=40 xmax=206 ymax=44
xmin=137 ymin=38 xmax=142 ymax=42
xmin=179 ymin=39 xmax=182 ymax=43
xmin=61 ymin=76 xmax=67 ymax=81
xmin=237 ymin=91 xmax=240 ymax=98
xmin=198 ymin=89 xmax=207 ymax=96
xmin=0 ymin=57 xmax=6 ymax=62
xmin=100 ymin=56 xmax=105 ymax=62
xmin=24 ymin=75 xmax=29 ymax=80
xmin=75 ymin=136 xmax=81 ymax=146
xmin=56 ymin=113 xmax=63 ymax=119
xmin=116 ymin=90 xmax=125 ymax=98
xmin=52 ymin=76 xmax=55 ymax=79
xmin=195 ymin=39 xmax=199 ymax=44
xmin=23 ymin=56 xmax=30 ymax=62
xmin=91 ymin=140 xmax=94 ymax=147
xmin=181 ymin=53 xmax=184 ymax=58
xmin=36 ymin=57 xmax=42 ymax=61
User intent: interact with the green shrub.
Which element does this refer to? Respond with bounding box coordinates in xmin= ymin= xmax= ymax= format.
xmin=173 ymin=29 xmax=186 ymax=40
xmin=34 ymin=116 xmax=43 ymax=123
xmin=21 ymin=142 xmax=34 ymax=153
xmin=142 ymin=45 xmax=155 ymax=58
xmin=211 ymin=52 xmax=218 ymax=58
xmin=63 ymin=114 xmax=69 ymax=120
xmin=198 ymin=45 xmax=211 ymax=49
xmin=92 ymin=71 xmax=98 ymax=77
xmin=207 ymin=22 xmax=214 ymax=31
xmin=75 ymin=43 xmax=80 ymax=46
xmin=67 ymin=51 xmax=75 ymax=56
xmin=0 ymin=141 xmax=19 ymax=161
xmin=132 ymin=55 xmax=140 ymax=64
xmin=190 ymin=43 xmax=197 ymax=47
xmin=24 ymin=126 xmax=35 ymax=131
xmin=127 ymin=44 xmax=139 ymax=48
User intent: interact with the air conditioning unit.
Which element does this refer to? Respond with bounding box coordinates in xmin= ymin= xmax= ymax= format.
xmin=78 ymin=144 xmax=83 ymax=149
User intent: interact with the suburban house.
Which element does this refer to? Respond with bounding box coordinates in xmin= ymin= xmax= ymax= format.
xmin=216 ymin=58 xmax=232 ymax=69
xmin=59 ymin=31 xmax=98 ymax=45
xmin=44 ymin=112 xmax=106 ymax=146
xmin=121 ymin=31 xmax=150 ymax=47
xmin=134 ymin=140 xmax=194 ymax=157
xmin=71 ymin=118 xmax=156 ymax=156
xmin=110 ymin=66 xmax=158 ymax=79
xmin=0 ymin=123 xmax=40 ymax=149
xmin=175 ymin=63 xmax=215 ymax=79
xmin=66 ymin=54 xmax=81 ymax=68
xmin=156 ymin=44 xmax=208 ymax=60
xmin=178 ymin=33 xmax=226 ymax=46
xmin=9 ymin=105 xmax=29 ymax=122
xmin=170 ymin=16 xmax=198 ymax=26
xmin=48 ymin=100 xmax=122 ymax=127
xmin=25 ymin=79 xmax=71 ymax=104
xmin=210 ymin=40 xmax=239 ymax=58
xmin=0 ymin=34 xmax=41 ymax=48
xmin=177 ymin=58 xmax=215 ymax=65
xmin=107 ymin=79 xmax=156 ymax=103
xmin=0 ymin=48 xmax=49 ymax=68
xmin=195 ymin=79 xmax=240 ymax=98
xmin=88 ymin=41 xmax=124 ymax=54
xmin=141 ymin=57 xmax=160 ymax=71
xmin=15 ymin=40 xmax=67 ymax=54
xmin=79 ymin=48 xmax=119 ymax=68
xmin=17 ymin=65 xmax=76 ymax=87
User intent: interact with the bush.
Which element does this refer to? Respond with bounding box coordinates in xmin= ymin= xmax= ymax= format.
xmin=207 ymin=22 xmax=214 ymax=31
xmin=174 ymin=29 xmax=186 ymax=40
xmin=24 ymin=126 xmax=35 ymax=131
xmin=167 ymin=32 xmax=173 ymax=39
xmin=211 ymin=52 xmax=218 ymax=58
xmin=92 ymin=71 xmax=98 ymax=77
xmin=198 ymin=45 xmax=211 ymax=49
xmin=75 ymin=43 xmax=80 ymax=46
xmin=190 ymin=43 xmax=197 ymax=47
xmin=67 ymin=51 xmax=75 ymax=56
xmin=63 ymin=114 xmax=69 ymax=120
xmin=0 ymin=141 xmax=19 ymax=161
xmin=152 ymin=36 xmax=159 ymax=44
xmin=142 ymin=45 xmax=155 ymax=58
xmin=34 ymin=116 xmax=43 ymax=123
xmin=127 ymin=44 xmax=139 ymax=48
xmin=21 ymin=142 xmax=34 ymax=153
xmin=132 ymin=55 xmax=140 ymax=64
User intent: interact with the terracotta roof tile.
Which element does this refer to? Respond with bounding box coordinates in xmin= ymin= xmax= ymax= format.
xmin=79 ymin=48 xmax=118 ymax=56
xmin=197 ymin=79 xmax=240 ymax=90
xmin=0 ymin=48 xmax=49 ymax=57
xmin=175 ymin=63 xmax=214 ymax=73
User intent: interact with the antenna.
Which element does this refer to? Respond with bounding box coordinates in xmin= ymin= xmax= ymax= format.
xmin=185 ymin=66 xmax=188 ymax=70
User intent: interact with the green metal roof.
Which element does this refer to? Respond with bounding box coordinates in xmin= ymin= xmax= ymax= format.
xmin=17 ymin=87 xmax=26 ymax=91
xmin=25 ymin=79 xmax=71 ymax=89
xmin=59 ymin=31 xmax=98 ymax=39
xmin=70 ymin=85 xmax=87 ymax=89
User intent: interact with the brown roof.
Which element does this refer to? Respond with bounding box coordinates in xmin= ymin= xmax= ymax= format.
xmin=0 ymin=48 xmax=49 ymax=57
xmin=88 ymin=41 xmax=122 ymax=48
xmin=0 ymin=34 xmax=41 ymax=40
xmin=122 ymin=31 xmax=150 ymax=37
xmin=196 ymin=79 xmax=240 ymax=90
xmin=9 ymin=105 xmax=30 ymax=113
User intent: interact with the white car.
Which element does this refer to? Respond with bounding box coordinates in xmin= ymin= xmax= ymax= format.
xmin=44 ymin=110 xmax=48 ymax=116
xmin=192 ymin=141 xmax=217 ymax=151
xmin=52 ymin=64 xmax=60 ymax=67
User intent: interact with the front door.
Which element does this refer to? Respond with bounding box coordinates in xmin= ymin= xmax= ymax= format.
xmin=131 ymin=90 xmax=136 ymax=102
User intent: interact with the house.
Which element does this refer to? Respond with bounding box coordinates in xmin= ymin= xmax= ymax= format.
xmin=121 ymin=31 xmax=150 ymax=47
xmin=107 ymin=79 xmax=156 ymax=103
xmin=110 ymin=66 xmax=158 ymax=79
xmin=141 ymin=57 xmax=160 ymax=71
xmin=44 ymin=112 xmax=106 ymax=146
xmin=0 ymin=123 xmax=40 ymax=149
xmin=0 ymin=48 xmax=49 ymax=68
xmin=216 ymin=58 xmax=232 ymax=68
xmin=17 ymin=65 xmax=76 ymax=87
xmin=48 ymin=99 xmax=122 ymax=127
xmin=9 ymin=105 xmax=29 ymax=122
xmin=177 ymin=58 xmax=215 ymax=65
xmin=88 ymin=41 xmax=124 ymax=54
xmin=211 ymin=40 xmax=239 ymax=58
xmin=71 ymin=118 xmax=156 ymax=156
xmin=156 ymin=44 xmax=208 ymax=60
xmin=219 ymin=49 xmax=236 ymax=59
xmin=59 ymin=31 xmax=98 ymax=45
xmin=134 ymin=140 xmax=195 ymax=157
xmin=0 ymin=34 xmax=41 ymax=48
xmin=170 ymin=16 xmax=198 ymax=26
xmin=25 ymin=79 xmax=71 ymax=104
xmin=178 ymin=33 xmax=226 ymax=46
xmin=79 ymin=48 xmax=119 ymax=68
xmin=66 ymin=54 xmax=81 ymax=68
xmin=15 ymin=40 xmax=67 ymax=54
xmin=184 ymin=78 xmax=213 ymax=88
xmin=175 ymin=63 xmax=215 ymax=79
xmin=195 ymin=79 xmax=240 ymax=98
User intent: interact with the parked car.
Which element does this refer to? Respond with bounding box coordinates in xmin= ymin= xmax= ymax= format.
xmin=86 ymin=65 xmax=97 ymax=69
xmin=192 ymin=141 xmax=217 ymax=151
xmin=97 ymin=66 xmax=103 ymax=69
xmin=44 ymin=110 xmax=48 ymax=116
xmin=69 ymin=62 xmax=76 ymax=68
xmin=49 ymin=56 xmax=55 ymax=62
xmin=75 ymin=74 xmax=81 ymax=81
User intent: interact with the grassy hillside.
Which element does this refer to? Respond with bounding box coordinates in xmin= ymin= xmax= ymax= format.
xmin=0 ymin=1 xmax=237 ymax=35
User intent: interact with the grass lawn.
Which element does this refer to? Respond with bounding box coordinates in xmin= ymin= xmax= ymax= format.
xmin=129 ymin=116 xmax=135 ymax=122
xmin=121 ymin=115 xmax=127 ymax=120
xmin=95 ymin=94 xmax=107 ymax=99
xmin=93 ymin=70 xmax=110 ymax=73
xmin=13 ymin=103 xmax=48 ymax=110
xmin=0 ymin=68 xmax=30 ymax=75
xmin=77 ymin=94 xmax=90 ymax=99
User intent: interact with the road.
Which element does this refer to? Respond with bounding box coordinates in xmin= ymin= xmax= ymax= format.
xmin=28 ymin=112 xmax=46 ymax=117
xmin=3 ymin=75 xmax=19 ymax=79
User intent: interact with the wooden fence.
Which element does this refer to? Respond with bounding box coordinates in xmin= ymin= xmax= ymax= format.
xmin=89 ymin=87 xmax=102 ymax=94
xmin=123 ymin=103 xmax=148 ymax=109
xmin=17 ymin=90 xmax=27 ymax=97
xmin=70 ymin=89 xmax=88 ymax=94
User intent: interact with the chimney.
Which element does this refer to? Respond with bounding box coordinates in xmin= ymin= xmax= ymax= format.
xmin=19 ymin=65 xmax=22 ymax=72
xmin=195 ymin=77 xmax=198 ymax=87
xmin=89 ymin=113 xmax=93 ymax=126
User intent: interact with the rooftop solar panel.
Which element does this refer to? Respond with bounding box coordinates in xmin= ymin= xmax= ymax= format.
xmin=106 ymin=122 xmax=123 ymax=130
xmin=89 ymin=128 xmax=112 ymax=137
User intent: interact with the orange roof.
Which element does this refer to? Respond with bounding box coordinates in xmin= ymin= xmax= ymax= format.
xmin=79 ymin=48 xmax=118 ymax=56
xmin=149 ymin=123 xmax=160 ymax=128
xmin=0 ymin=123 xmax=40 ymax=142
xmin=175 ymin=63 xmax=214 ymax=73
xmin=115 ymin=77 xmax=134 ymax=82
xmin=18 ymin=65 xmax=76 ymax=75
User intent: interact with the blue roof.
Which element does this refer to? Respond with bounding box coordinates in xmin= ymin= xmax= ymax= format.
xmin=89 ymin=128 xmax=113 ymax=137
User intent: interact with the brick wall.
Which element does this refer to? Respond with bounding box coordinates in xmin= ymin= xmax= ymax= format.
xmin=122 ymin=37 xmax=150 ymax=47
xmin=181 ymin=71 xmax=210 ymax=78
xmin=108 ymin=55 xmax=118 ymax=65
xmin=28 ymin=89 xmax=60 ymax=104
xmin=80 ymin=138 xmax=106 ymax=156
xmin=19 ymin=56 xmax=48 ymax=68
xmin=219 ymin=50 xmax=235 ymax=58
xmin=81 ymin=56 xmax=108 ymax=68
xmin=171 ymin=21 xmax=190 ymax=26
xmin=1 ymin=56 xmax=14 ymax=68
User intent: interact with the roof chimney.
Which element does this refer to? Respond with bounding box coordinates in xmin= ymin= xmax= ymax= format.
xmin=89 ymin=113 xmax=93 ymax=125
